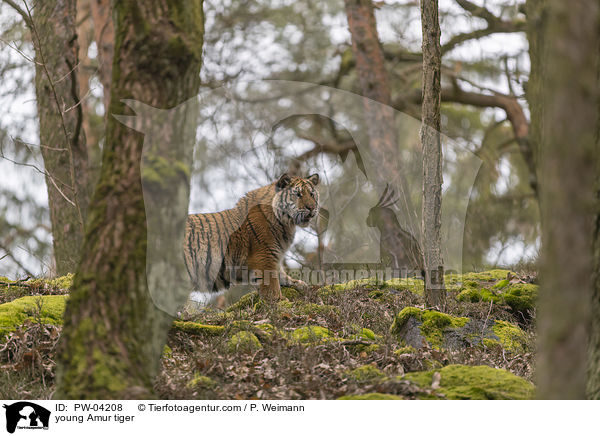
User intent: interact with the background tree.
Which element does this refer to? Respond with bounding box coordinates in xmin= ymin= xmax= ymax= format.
xmin=3 ymin=0 xmax=93 ymax=275
xmin=420 ymin=0 xmax=445 ymax=309
xmin=55 ymin=0 xmax=204 ymax=399
xmin=535 ymin=0 xmax=599 ymax=399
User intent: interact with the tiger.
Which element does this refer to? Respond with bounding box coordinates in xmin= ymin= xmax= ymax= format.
xmin=184 ymin=173 xmax=320 ymax=301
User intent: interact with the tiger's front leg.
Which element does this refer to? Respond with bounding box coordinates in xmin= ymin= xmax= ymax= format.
xmin=279 ymin=266 xmax=310 ymax=293
xmin=248 ymin=254 xmax=282 ymax=302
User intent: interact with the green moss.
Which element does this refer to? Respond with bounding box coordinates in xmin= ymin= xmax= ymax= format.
xmin=390 ymin=307 xmax=423 ymax=336
xmin=492 ymin=320 xmax=528 ymax=353
xmin=226 ymin=292 xmax=259 ymax=312
xmin=403 ymin=364 xmax=534 ymax=400
xmin=503 ymin=283 xmax=538 ymax=313
xmin=228 ymin=331 xmax=262 ymax=353
xmin=338 ymin=393 xmax=402 ymax=400
xmin=172 ymin=321 xmax=225 ymax=336
xmin=345 ymin=364 xmax=385 ymax=382
xmin=394 ymin=345 xmax=417 ymax=355
xmin=390 ymin=307 xmax=468 ymax=349
xmin=383 ymin=278 xmax=424 ymax=296
xmin=493 ymin=279 xmax=510 ymax=289
xmin=281 ymin=287 xmax=302 ymax=301
xmin=447 ymin=269 xmax=512 ymax=283
xmin=0 ymin=295 xmax=67 ymax=338
xmin=291 ymin=325 xmax=332 ymax=344
xmin=482 ymin=338 xmax=502 ymax=348
xmin=187 ymin=374 xmax=217 ymax=389
xmin=162 ymin=345 xmax=173 ymax=358
xmin=420 ymin=311 xmax=469 ymax=348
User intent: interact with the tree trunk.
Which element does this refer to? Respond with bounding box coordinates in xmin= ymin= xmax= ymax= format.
xmin=420 ymin=0 xmax=445 ymax=309
xmin=536 ymin=0 xmax=599 ymax=399
xmin=32 ymin=0 xmax=92 ymax=275
xmin=55 ymin=0 xmax=204 ymax=399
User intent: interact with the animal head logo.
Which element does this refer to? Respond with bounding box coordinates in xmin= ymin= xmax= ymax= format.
xmin=3 ymin=402 xmax=50 ymax=433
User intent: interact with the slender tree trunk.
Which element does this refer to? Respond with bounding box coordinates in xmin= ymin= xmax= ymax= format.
xmin=536 ymin=0 xmax=599 ymax=399
xmin=420 ymin=0 xmax=445 ymax=309
xmin=31 ymin=0 xmax=92 ymax=275
xmin=55 ymin=0 xmax=204 ymax=399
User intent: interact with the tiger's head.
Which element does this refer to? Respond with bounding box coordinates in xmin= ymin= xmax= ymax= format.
xmin=272 ymin=173 xmax=320 ymax=227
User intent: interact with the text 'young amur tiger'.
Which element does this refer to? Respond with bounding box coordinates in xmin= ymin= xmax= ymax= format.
xmin=184 ymin=174 xmax=320 ymax=301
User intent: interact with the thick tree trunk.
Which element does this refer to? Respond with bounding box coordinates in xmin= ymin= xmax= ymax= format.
xmin=32 ymin=0 xmax=91 ymax=275
xmin=536 ymin=0 xmax=599 ymax=399
xmin=55 ymin=0 xmax=204 ymax=399
xmin=420 ymin=0 xmax=445 ymax=309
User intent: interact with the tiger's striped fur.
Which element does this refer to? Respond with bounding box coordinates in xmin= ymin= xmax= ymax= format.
xmin=184 ymin=174 xmax=320 ymax=301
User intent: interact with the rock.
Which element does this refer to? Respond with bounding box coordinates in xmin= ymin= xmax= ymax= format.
xmin=390 ymin=307 xmax=528 ymax=353
xmin=403 ymin=364 xmax=534 ymax=399
xmin=290 ymin=325 xmax=333 ymax=344
xmin=227 ymin=331 xmax=262 ymax=353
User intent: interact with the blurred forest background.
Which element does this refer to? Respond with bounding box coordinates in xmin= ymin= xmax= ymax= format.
xmin=0 ymin=0 xmax=538 ymax=279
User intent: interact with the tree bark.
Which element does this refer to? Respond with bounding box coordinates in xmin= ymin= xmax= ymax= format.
xmin=31 ymin=0 xmax=92 ymax=275
xmin=535 ymin=0 xmax=599 ymax=399
xmin=420 ymin=0 xmax=445 ymax=309
xmin=55 ymin=0 xmax=204 ymax=399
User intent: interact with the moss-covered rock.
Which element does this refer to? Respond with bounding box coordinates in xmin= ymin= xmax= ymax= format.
xmin=344 ymin=364 xmax=385 ymax=382
xmin=226 ymin=291 xmax=260 ymax=312
xmin=390 ymin=307 xmax=527 ymax=354
xmin=172 ymin=321 xmax=225 ymax=336
xmin=502 ymin=283 xmax=538 ymax=313
xmin=390 ymin=307 xmax=468 ymax=349
xmin=394 ymin=345 xmax=417 ymax=355
xmin=228 ymin=331 xmax=262 ymax=353
xmin=446 ymin=270 xmax=514 ymax=288
xmin=338 ymin=393 xmax=402 ymax=400
xmin=492 ymin=320 xmax=529 ymax=353
xmin=403 ymin=364 xmax=534 ymax=399
xmin=0 ymin=295 xmax=67 ymax=338
xmin=452 ymin=272 xmax=538 ymax=315
xmin=290 ymin=325 xmax=332 ymax=344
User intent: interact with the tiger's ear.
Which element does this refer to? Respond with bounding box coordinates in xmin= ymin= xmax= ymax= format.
xmin=307 ymin=173 xmax=319 ymax=186
xmin=276 ymin=173 xmax=291 ymax=190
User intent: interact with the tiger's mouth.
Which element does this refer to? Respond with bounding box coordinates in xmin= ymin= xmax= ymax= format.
xmin=295 ymin=210 xmax=316 ymax=227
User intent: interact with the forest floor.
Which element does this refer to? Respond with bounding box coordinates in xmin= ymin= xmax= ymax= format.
xmin=0 ymin=269 xmax=537 ymax=399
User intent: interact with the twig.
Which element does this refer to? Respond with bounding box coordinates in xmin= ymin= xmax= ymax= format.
xmin=1 ymin=0 xmax=32 ymax=28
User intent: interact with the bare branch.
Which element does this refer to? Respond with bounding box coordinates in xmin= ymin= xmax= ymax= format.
xmin=1 ymin=0 xmax=33 ymax=28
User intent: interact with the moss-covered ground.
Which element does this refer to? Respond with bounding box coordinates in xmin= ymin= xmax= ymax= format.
xmin=0 ymin=270 xmax=536 ymax=400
